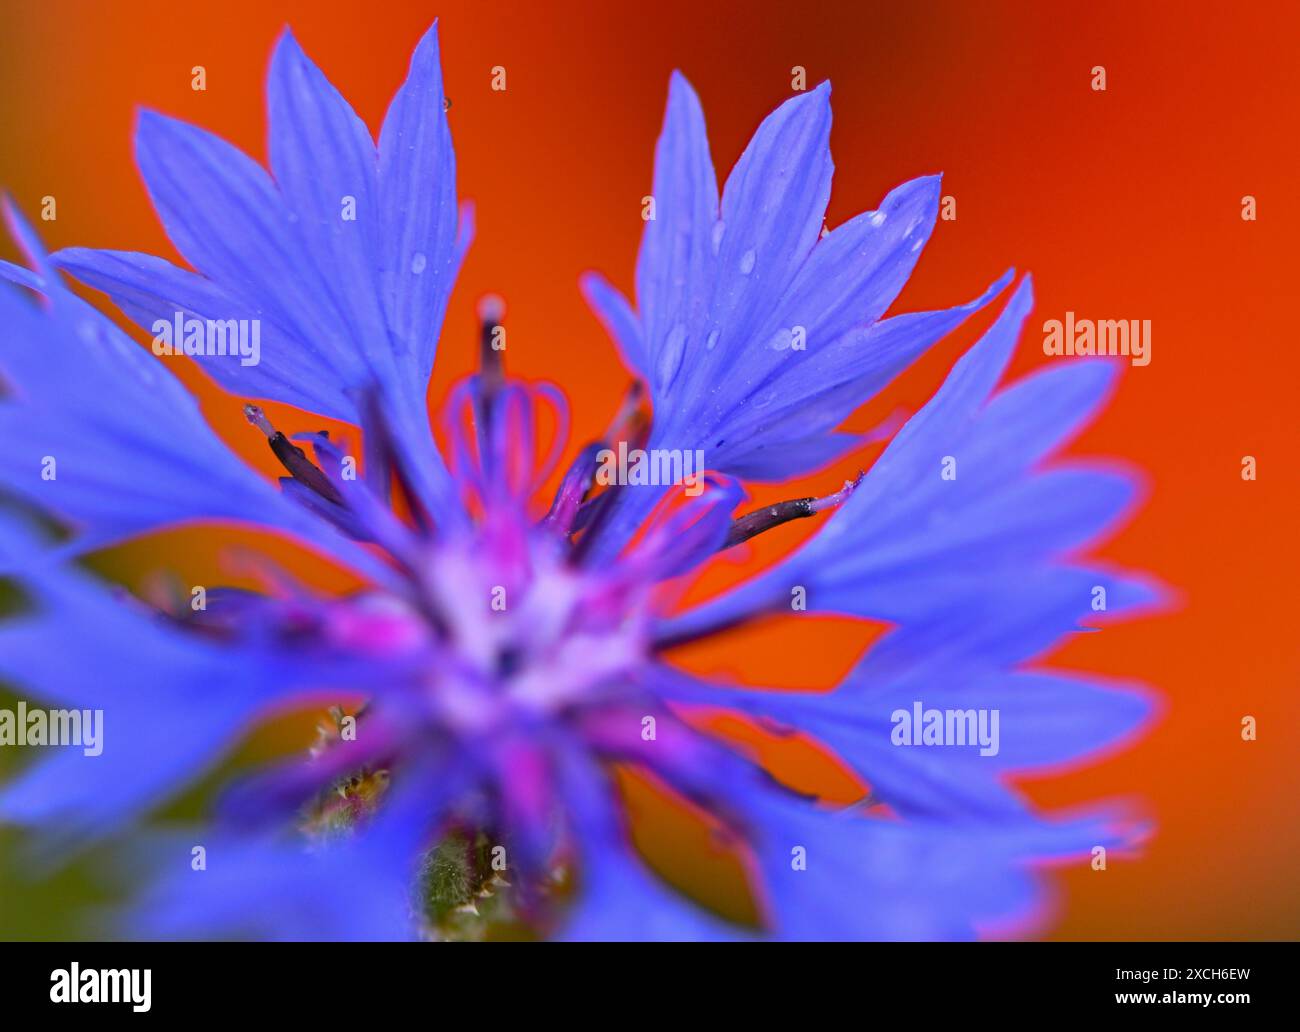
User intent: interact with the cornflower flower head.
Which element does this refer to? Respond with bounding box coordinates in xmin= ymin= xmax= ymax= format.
xmin=0 ymin=21 xmax=1159 ymax=940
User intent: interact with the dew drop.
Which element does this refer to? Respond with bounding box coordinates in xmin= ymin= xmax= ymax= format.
xmin=768 ymin=328 xmax=793 ymax=351
xmin=705 ymin=329 xmax=720 ymax=351
xmin=657 ymin=323 xmax=688 ymax=389
xmin=710 ymin=220 xmax=726 ymax=255
xmin=410 ymin=252 xmax=427 ymax=275
xmin=443 ymin=96 xmax=452 ymax=111
xmin=739 ymin=248 xmax=756 ymax=275
xmin=869 ymin=211 xmax=887 ymax=227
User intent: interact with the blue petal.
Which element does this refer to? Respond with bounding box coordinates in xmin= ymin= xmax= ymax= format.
xmin=267 ymin=29 xmax=392 ymax=379
xmin=129 ymin=833 xmax=416 ymax=941
xmin=915 ymin=670 xmax=1156 ymax=770
xmin=378 ymin=21 xmax=465 ymax=375
xmin=853 ymin=565 xmax=1167 ymax=671
xmin=651 ymin=563 xmax=1157 ymax=821
xmin=794 ymin=467 xmax=1136 ymax=623
xmin=55 ymin=21 xmax=470 ymax=452
xmin=705 ymin=83 xmax=833 ymax=360
xmin=127 ymin=760 xmax=457 ymax=940
xmin=580 ymin=270 xmax=647 ymax=376
xmin=667 ymin=175 xmax=950 ymax=456
xmin=555 ymin=750 xmax=745 ymax=941
xmin=618 ymin=672 xmax=1142 ymax=938
xmin=581 ymin=76 xmax=1010 ymax=558
xmin=640 ymin=82 xmax=835 ymax=437
xmin=780 ymin=175 xmax=943 ymax=345
xmin=773 ymin=669 xmax=1150 ymax=819
xmin=660 ymin=277 xmax=1149 ymax=634
xmin=702 ymin=270 xmax=1013 ymax=472
xmin=718 ymin=430 xmax=867 ymax=480
xmin=50 ymin=247 xmax=354 ymax=416
xmin=750 ymin=798 xmax=1037 ymax=940
xmin=0 ymin=541 xmax=361 ymax=850
xmin=0 ymin=224 xmax=393 ymax=579
xmin=132 ymin=110 xmax=375 ymax=412
xmin=636 ymin=71 xmax=719 ymax=390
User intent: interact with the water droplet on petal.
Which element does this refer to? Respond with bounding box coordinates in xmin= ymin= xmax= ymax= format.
xmin=768 ymin=328 xmax=793 ymax=351
xmin=869 ymin=211 xmax=887 ymax=227
xmin=711 ymin=220 xmax=726 ymax=255
xmin=410 ymin=252 xmax=427 ymax=274
xmin=443 ymin=96 xmax=452 ymax=111
xmin=657 ymin=324 xmax=688 ymax=389
xmin=705 ymin=329 xmax=720 ymax=351
xmin=739 ymin=248 xmax=756 ymax=275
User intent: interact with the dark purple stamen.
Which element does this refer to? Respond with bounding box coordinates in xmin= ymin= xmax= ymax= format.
xmin=567 ymin=381 xmax=650 ymax=556
xmin=244 ymin=404 xmax=344 ymax=506
xmin=476 ymin=295 xmax=506 ymax=455
xmin=544 ymin=442 xmax=605 ymax=536
xmin=722 ymin=471 xmax=865 ymax=550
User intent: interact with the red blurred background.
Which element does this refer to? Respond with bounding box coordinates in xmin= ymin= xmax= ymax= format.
xmin=1 ymin=0 xmax=1296 ymax=939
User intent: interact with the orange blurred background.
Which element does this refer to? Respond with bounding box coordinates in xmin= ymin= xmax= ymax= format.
xmin=1 ymin=0 xmax=1296 ymax=939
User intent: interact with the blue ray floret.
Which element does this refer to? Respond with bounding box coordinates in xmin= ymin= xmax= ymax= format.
xmin=580 ymin=70 xmax=1013 ymax=554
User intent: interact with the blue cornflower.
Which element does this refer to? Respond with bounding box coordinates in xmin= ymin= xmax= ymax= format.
xmin=0 ymin=22 xmax=1157 ymax=941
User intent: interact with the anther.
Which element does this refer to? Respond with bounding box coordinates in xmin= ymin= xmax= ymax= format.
xmin=605 ymin=380 xmax=649 ymax=451
xmin=543 ymin=441 xmax=606 ymax=536
xmin=244 ymin=404 xmax=344 ymax=506
xmin=477 ymin=294 xmax=506 ymax=385
xmin=475 ymin=295 xmax=507 ymax=468
xmin=722 ymin=471 xmax=865 ymax=549
xmin=244 ymin=404 xmax=276 ymax=438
